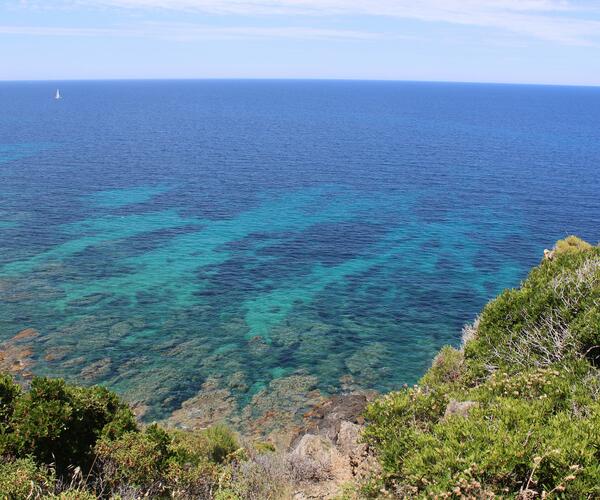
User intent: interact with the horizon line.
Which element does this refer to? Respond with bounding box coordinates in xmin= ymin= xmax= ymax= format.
xmin=1 ymin=77 xmax=599 ymax=89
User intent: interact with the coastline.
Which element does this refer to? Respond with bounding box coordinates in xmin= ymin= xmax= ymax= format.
xmin=2 ymin=238 xmax=600 ymax=498
xmin=0 ymin=327 xmax=377 ymax=448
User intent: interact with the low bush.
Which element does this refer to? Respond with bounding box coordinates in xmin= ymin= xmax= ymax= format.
xmin=364 ymin=239 xmax=600 ymax=497
xmin=226 ymin=452 xmax=295 ymax=500
xmin=198 ymin=424 xmax=240 ymax=464
xmin=94 ymin=422 xmax=236 ymax=497
xmin=363 ymin=386 xmax=448 ymax=475
xmin=6 ymin=377 xmax=137 ymax=474
xmin=0 ymin=374 xmax=240 ymax=498
xmin=554 ymin=235 xmax=592 ymax=255
xmin=464 ymin=241 xmax=600 ymax=376
xmin=398 ymin=396 xmax=600 ymax=497
xmin=0 ymin=373 xmax=20 ymax=425
xmin=94 ymin=426 xmax=172 ymax=494
xmin=0 ymin=458 xmax=55 ymax=498
xmin=419 ymin=346 xmax=464 ymax=388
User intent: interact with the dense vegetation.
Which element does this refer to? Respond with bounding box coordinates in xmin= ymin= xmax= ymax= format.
xmin=364 ymin=236 xmax=600 ymax=498
xmin=0 ymin=373 xmax=249 ymax=498
xmin=1 ymin=236 xmax=598 ymax=499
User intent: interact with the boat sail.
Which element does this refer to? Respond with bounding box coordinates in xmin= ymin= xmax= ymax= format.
xmin=55 ymin=89 xmax=61 ymax=100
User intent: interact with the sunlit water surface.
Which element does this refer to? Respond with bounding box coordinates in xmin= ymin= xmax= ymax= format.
xmin=1 ymin=81 xmax=599 ymax=421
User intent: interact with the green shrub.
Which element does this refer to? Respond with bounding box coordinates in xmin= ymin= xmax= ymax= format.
xmin=364 ymin=240 xmax=600 ymax=497
xmin=8 ymin=377 xmax=136 ymax=474
xmin=95 ymin=424 xmax=232 ymax=498
xmin=554 ymin=235 xmax=592 ymax=255
xmin=0 ymin=374 xmax=20 ymax=426
xmin=365 ymin=366 xmax=600 ymax=497
xmin=0 ymin=457 xmax=55 ymax=498
xmin=0 ymin=374 xmax=21 ymax=455
xmin=400 ymin=398 xmax=600 ymax=497
xmin=419 ymin=346 xmax=464 ymax=389
xmin=0 ymin=373 xmax=241 ymax=498
xmin=214 ymin=489 xmax=242 ymax=500
xmin=464 ymin=244 xmax=600 ymax=375
xmin=94 ymin=425 xmax=172 ymax=492
xmin=202 ymin=424 xmax=240 ymax=464
xmin=363 ymin=386 xmax=447 ymax=475
xmin=46 ymin=491 xmax=98 ymax=500
xmin=165 ymin=460 xmax=221 ymax=499
xmin=171 ymin=424 xmax=240 ymax=465
xmin=253 ymin=441 xmax=276 ymax=454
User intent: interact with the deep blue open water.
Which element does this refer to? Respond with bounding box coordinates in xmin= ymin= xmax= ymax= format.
xmin=1 ymin=80 xmax=599 ymax=421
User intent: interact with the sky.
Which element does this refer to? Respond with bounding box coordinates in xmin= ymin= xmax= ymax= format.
xmin=1 ymin=0 xmax=600 ymax=85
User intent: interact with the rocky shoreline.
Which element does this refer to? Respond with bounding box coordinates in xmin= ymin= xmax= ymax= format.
xmin=1 ymin=326 xmax=380 ymax=497
xmin=1 ymin=327 xmax=372 ymax=432
xmin=286 ymin=393 xmax=378 ymax=499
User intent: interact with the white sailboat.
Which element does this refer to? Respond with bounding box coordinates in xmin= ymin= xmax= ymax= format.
xmin=55 ymin=89 xmax=62 ymax=100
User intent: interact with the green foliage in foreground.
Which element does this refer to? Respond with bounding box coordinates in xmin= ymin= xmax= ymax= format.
xmin=364 ymin=237 xmax=600 ymax=498
xmin=0 ymin=372 xmax=244 ymax=498
xmin=0 ymin=374 xmax=136 ymax=473
xmin=0 ymin=458 xmax=56 ymax=498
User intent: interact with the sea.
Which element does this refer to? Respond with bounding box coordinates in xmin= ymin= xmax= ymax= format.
xmin=1 ymin=80 xmax=599 ymax=424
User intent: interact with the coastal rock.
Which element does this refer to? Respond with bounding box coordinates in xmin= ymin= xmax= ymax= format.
xmin=168 ymin=379 xmax=236 ymax=430
xmin=444 ymin=399 xmax=479 ymax=419
xmin=131 ymin=401 xmax=150 ymax=420
xmin=2 ymin=280 xmax=64 ymax=303
xmin=283 ymin=392 xmax=379 ymax=499
xmin=67 ymin=292 xmax=112 ymax=307
xmin=299 ymin=393 xmax=371 ymax=443
xmin=336 ymin=421 xmax=365 ymax=456
xmin=239 ymin=374 xmax=323 ymax=445
xmin=345 ymin=343 xmax=390 ymax=385
xmin=291 ymin=434 xmax=349 ymax=491
xmin=162 ymin=339 xmax=200 ymax=357
xmin=339 ymin=374 xmax=362 ymax=393
xmin=271 ymin=325 xmax=301 ymax=348
xmin=61 ymin=356 xmax=87 ymax=368
xmin=14 ymin=328 xmax=39 ymax=340
xmin=129 ymin=317 xmax=146 ymax=329
xmin=227 ymin=371 xmax=249 ymax=393
xmin=248 ymin=335 xmax=270 ymax=357
xmin=0 ymin=328 xmax=39 ymax=378
xmin=292 ymin=434 xmax=336 ymax=467
xmin=80 ymin=357 xmax=112 ymax=381
xmin=289 ymin=418 xmax=374 ymax=499
xmin=108 ymin=321 xmax=132 ymax=338
xmin=44 ymin=346 xmax=71 ymax=362
xmin=0 ymin=344 xmax=35 ymax=377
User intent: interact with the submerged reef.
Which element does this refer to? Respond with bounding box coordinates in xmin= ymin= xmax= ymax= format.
xmin=0 ymin=327 xmax=38 ymax=378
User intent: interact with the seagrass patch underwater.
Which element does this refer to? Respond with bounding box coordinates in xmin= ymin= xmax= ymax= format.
xmin=1 ymin=80 xmax=599 ymax=423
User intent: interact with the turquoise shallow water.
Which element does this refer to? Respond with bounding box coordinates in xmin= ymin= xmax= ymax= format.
xmin=0 ymin=80 xmax=599 ymax=421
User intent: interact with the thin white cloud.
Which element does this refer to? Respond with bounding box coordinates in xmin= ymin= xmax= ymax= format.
xmin=8 ymin=0 xmax=600 ymax=45
xmin=0 ymin=23 xmax=385 ymax=41
xmin=102 ymin=0 xmax=600 ymax=45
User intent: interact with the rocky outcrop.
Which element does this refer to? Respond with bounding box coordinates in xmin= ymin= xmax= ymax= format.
xmin=80 ymin=357 xmax=112 ymax=381
xmin=288 ymin=392 xmax=378 ymax=499
xmin=293 ymin=392 xmax=371 ymax=444
xmin=168 ymin=378 xmax=237 ymax=430
xmin=0 ymin=328 xmax=39 ymax=379
xmin=240 ymin=374 xmax=323 ymax=438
